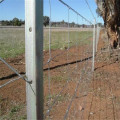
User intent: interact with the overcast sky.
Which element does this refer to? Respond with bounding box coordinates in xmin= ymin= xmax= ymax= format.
xmin=0 ymin=0 xmax=103 ymax=24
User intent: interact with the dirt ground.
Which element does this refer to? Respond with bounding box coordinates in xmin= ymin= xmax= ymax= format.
xmin=1 ymin=29 xmax=120 ymax=120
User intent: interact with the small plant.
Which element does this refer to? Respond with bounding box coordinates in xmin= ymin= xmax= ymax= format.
xmin=53 ymin=74 xmax=68 ymax=83
xmin=10 ymin=105 xmax=21 ymax=117
xmin=46 ymin=94 xmax=69 ymax=104
xmin=20 ymin=115 xmax=27 ymax=120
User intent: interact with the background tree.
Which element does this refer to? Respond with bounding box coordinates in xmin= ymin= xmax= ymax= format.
xmin=0 ymin=18 xmax=24 ymax=26
xmin=71 ymin=22 xmax=75 ymax=27
xmin=95 ymin=0 xmax=120 ymax=48
xmin=44 ymin=16 xmax=50 ymax=27
xmin=12 ymin=18 xmax=22 ymax=26
xmin=96 ymin=7 xmax=102 ymax=17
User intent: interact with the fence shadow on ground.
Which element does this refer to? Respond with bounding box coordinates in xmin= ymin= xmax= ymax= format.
xmin=0 ymin=56 xmax=93 ymax=81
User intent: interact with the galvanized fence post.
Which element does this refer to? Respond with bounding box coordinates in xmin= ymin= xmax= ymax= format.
xmin=96 ymin=24 xmax=100 ymax=52
xmin=96 ymin=24 xmax=98 ymax=52
xmin=25 ymin=0 xmax=43 ymax=119
xmin=92 ymin=20 xmax=96 ymax=72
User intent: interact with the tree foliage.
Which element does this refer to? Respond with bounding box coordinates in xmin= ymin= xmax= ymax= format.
xmin=96 ymin=7 xmax=102 ymax=17
xmin=43 ymin=16 xmax=50 ymax=27
xmin=0 ymin=18 xmax=24 ymax=26
xmin=12 ymin=18 xmax=22 ymax=26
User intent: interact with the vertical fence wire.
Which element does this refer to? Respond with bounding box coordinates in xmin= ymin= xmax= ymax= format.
xmin=47 ymin=0 xmax=52 ymax=118
xmin=72 ymin=13 xmax=79 ymax=119
xmin=92 ymin=20 xmax=96 ymax=72
xmin=67 ymin=8 xmax=70 ymax=82
xmin=81 ymin=21 xmax=93 ymax=120
xmin=76 ymin=14 xmax=79 ymax=69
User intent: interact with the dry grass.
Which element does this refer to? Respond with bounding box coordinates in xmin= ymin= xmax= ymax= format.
xmin=0 ymin=27 xmax=93 ymax=59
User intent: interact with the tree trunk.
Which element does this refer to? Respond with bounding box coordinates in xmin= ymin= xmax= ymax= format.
xmin=95 ymin=0 xmax=120 ymax=48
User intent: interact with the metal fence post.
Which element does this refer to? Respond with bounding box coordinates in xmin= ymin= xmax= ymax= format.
xmin=96 ymin=24 xmax=98 ymax=52
xmin=96 ymin=24 xmax=100 ymax=52
xmin=25 ymin=0 xmax=43 ymax=119
xmin=92 ymin=20 xmax=96 ymax=72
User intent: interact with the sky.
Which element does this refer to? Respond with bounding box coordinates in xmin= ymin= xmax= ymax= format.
xmin=0 ymin=0 xmax=103 ymax=24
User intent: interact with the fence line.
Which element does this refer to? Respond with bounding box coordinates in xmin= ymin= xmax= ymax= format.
xmin=44 ymin=0 xmax=96 ymax=119
xmin=0 ymin=0 xmax=100 ymax=119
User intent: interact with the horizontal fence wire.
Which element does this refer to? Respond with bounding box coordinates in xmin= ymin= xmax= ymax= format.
xmin=44 ymin=51 xmax=93 ymax=118
xmin=64 ymin=56 xmax=91 ymax=119
xmin=44 ymin=0 xmax=95 ymax=119
xmin=84 ymin=0 xmax=96 ymax=20
xmin=58 ymin=0 xmax=93 ymax=25
xmin=0 ymin=0 xmax=94 ymax=89
xmin=0 ymin=75 xmax=26 ymax=89
xmin=0 ymin=57 xmax=30 ymax=84
xmin=44 ymin=34 xmax=93 ymax=66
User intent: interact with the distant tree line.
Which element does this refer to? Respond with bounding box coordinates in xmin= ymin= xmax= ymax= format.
xmin=51 ymin=20 xmax=92 ymax=28
xmin=43 ymin=18 xmax=103 ymax=28
xmin=0 ymin=16 xmax=103 ymax=27
xmin=0 ymin=16 xmax=50 ymax=26
xmin=0 ymin=18 xmax=25 ymax=26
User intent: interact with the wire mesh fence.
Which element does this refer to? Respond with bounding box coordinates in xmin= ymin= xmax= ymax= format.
xmin=0 ymin=27 xmax=27 ymax=89
xmin=0 ymin=26 xmax=27 ymax=119
xmin=43 ymin=0 xmax=97 ymax=119
xmin=0 ymin=0 xmax=102 ymax=119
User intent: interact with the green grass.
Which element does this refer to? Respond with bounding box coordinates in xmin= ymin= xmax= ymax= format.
xmin=10 ymin=105 xmax=21 ymax=116
xmin=46 ymin=94 xmax=69 ymax=103
xmin=0 ymin=28 xmax=93 ymax=58
xmin=0 ymin=104 xmax=26 ymax=120
xmin=0 ymin=28 xmax=25 ymax=58
xmin=51 ymin=75 xmax=67 ymax=83
xmin=44 ymin=31 xmax=93 ymax=50
xmin=44 ymin=73 xmax=68 ymax=83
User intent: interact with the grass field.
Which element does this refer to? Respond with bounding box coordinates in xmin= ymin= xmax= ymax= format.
xmin=0 ymin=28 xmax=25 ymax=58
xmin=0 ymin=27 xmax=93 ymax=59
